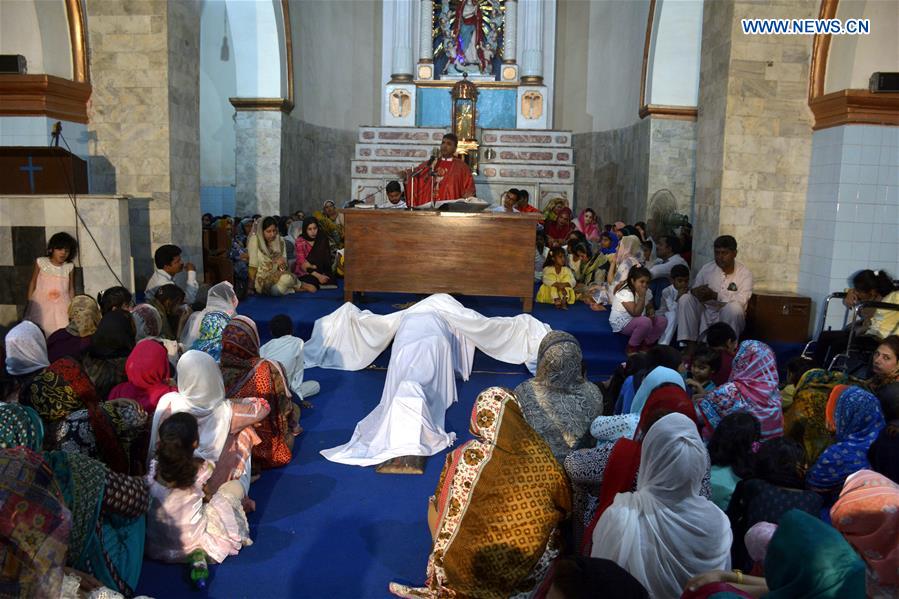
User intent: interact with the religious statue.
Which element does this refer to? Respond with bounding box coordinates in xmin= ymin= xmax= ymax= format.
xmin=437 ymin=0 xmax=503 ymax=77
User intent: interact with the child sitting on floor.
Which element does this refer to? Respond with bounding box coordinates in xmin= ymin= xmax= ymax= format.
xmin=259 ymin=314 xmax=320 ymax=407
xmin=536 ymin=247 xmax=576 ymax=309
xmin=609 ymin=266 xmax=667 ymax=354
xmin=658 ymin=263 xmax=690 ymax=345
xmin=146 ymin=413 xmax=252 ymax=582
xmin=780 ymin=356 xmax=816 ymax=410
xmin=704 ymin=322 xmax=739 ymax=385
xmin=685 ymin=344 xmax=720 ymax=397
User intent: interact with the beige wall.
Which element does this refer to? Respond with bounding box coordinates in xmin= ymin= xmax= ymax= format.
xmin=826 ymin=0 xmax=899 ymax=93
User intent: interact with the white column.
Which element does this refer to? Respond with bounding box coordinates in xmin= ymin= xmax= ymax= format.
xmin=419 ymin=0 xmax=433 ymax=62
xmin=503 ymin=0 xmax=517 ymax=63
xmin=520 ymin=0 xmax=543 ymax=83
xmin=391 ymin=0 xmax=414 ymax=81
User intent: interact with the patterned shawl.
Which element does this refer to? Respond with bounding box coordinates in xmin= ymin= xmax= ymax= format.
xmin=514 ymin=331 xmax=603 ymax=461
xmin=764 ymin=509 xmax=865 ymax=599
xmin=26 ymin=357 xmax=99 ymax=423
xmin=65 ymin=294 xmax=101 ymax=337
xmin=807 ymin=387 xmax=885 ymax=490
xmin=784 ymin=368 xmax=856 ymax=464
xmin=0 ymin=403 xmax=44 ymax=450
xmin=0 ymin=446 xmax=70 ymax=599
xmin=220 ymin=315 xmax=294 ymax=469
xmin=190 ymin=311 xmax=231 ymax=362
xmin=697 ymin=340 xmax=783 ymax=441
xmin=831 ymin=470 xmax=899 ymax=588
xmin=391 ymin=387 xmax=571 ymax=599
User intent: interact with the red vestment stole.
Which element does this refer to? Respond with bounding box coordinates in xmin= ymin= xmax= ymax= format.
xmin=405 ymin=157 xmax=476 ymax=207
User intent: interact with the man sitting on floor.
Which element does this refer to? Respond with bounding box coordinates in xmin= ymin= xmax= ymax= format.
xmin=145 ymin=244 xmax=199 ymax=305
xmin=676 ymin=235 xmax=752 ymax=345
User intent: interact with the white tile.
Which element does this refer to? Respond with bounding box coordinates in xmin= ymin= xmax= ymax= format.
xmin=879 ymin=166 xmax=897 ymax=186
xmin=853 ymin=222 xmax=869 ymax=238
xmin=881 ymin=146 xmax=898 ymax=167
xmin=861 ymin=145 xmax=880 ymax=165
xmin=844 ymin=127 xmax=866 ymax=146
xmin=862 ymin=126 xmax=884 ymax=146
xmin=859 ymin=165 xmax=878 ymax=183
xmin=838 ymin=183 xmax=858 ymax=203
xmin=859 ymin=204 xmax=876 ymax=223
xmin=858 ymin=185 xmax=876 ymax=205
xmin=840 ymin=164 xmax=860 ymax=184
xmin=835 ymin=222 xmax=852 ymax=241
xmin=884 ymin=128 xmax=899 ymax=148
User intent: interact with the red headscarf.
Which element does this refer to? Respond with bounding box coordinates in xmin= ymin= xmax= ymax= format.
xmin=581 ymin=383 xmax=699 ymax=555
xmin=545 ymin=207 xmax=575 ymax=243
xmin=107 ymin=339 xmax=175 ymax=413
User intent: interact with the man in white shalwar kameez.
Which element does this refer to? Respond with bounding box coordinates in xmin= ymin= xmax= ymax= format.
xmin=311 ymin=294 xmax=550 ymax=467
xmin=258 ymin=314 xmax=320 ymax=401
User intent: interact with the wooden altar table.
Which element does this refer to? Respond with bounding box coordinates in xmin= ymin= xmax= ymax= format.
xmin=341 ymin=209 xmax=541 ymax=312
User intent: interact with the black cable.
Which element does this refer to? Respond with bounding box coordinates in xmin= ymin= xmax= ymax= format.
xmin=50 ymin=130 xmax=125 ymax=288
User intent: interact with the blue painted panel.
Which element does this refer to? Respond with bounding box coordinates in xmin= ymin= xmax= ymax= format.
xmin=416 ymin=88 xmax=516 ymax=129
xmin=477 ymin=89 xmax=516 ymax=129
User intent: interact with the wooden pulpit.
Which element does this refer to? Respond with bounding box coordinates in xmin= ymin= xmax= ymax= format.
xmin=0 ymin=147 xmax=88 ymax=194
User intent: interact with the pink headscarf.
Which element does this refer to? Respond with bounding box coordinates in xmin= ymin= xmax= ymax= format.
xmin=745 ymin=522 xmax=777 ymax=564
xmin=831 ymin=469 xmax=899 ymax=586
xmin=576 ymin=209 xmax=600 ymax=242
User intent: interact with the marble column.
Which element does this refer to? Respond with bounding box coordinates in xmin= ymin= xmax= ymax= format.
xmin=519 ymin=0 xmax=543 ymax=84
xmin=503 ymin=0 xmax=517 ymax=63
xmin=419 ymin=0 xmax=433 ymax=64
xmin=234 ymin=110 xmax=284 ymax=217
xmin=385 ymin=0 xmax=418 ymax=125
xmin=391 ymin=0 xmax=414 ymax=82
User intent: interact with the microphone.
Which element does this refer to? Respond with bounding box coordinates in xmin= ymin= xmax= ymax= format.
xmin=51 ymin=121 xmax=62 ymax=147
xmin=428 ymin=147 xmax=439 ymax=168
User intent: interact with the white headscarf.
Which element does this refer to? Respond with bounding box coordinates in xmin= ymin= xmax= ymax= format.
xmin=4 ymin=321 xmax=50 ymax=376
xmin=591 ymin=412 xmax=731 ymax=598
xmin=149 ymin=350 xmax=233 ymax=463
xmin=179 ymin=281 xmax=239 ymax=349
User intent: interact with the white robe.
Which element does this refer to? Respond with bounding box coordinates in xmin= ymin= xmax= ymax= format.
xmin=313 ymin=294 xmax=550 ymax=466
xmin=259 ymin=335 xmax=319 ymax=400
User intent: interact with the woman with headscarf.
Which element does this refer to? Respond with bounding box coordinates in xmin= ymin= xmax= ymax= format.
xmin=586 ymin=235 xmax=643 ymax=308
xmin=831 ymin=470 xmax=899 ymax=598
xmin=293 ymin=216 xmax=333 ymax=292
xmin=150 ymin=350 xmax=270 ymax=496
xmin=726 ymin=437 xmax=823 ymax=572
xmin=108 ymin=339 xmax=177 ymax=413
xmin=389 ymin=387 xmax=571 ymax=599
xmin=807 ymin=386 xmax=885 ymax=496
xmin=131 ymin=302 xmax=163 ymax=341
xmin=575 ymin=384 xmax=702 ymax=553
xmin=54 ymin=397 xmax=149 ymax=475
xmin=46 ymin=294 xmax=101 ymax=362
xmin=695 ymin=340 xmax=783 ymax=442
xmin=591 ymin=413 xmax=731 ymax=598
xmin=0 ymin=404 xmax=149 ymax=597
xmin=542 ymin=197 xmax=568 ymax=223
xmin=545 ymin=207 xmax=576 ymax=247
xmin=867 ymin=382 xmax=899 ymax=483
xmin=513 ymin=331 xmax=603 ymax=462
xmin=4 ymin=321 xmax=51 ymax=398
xmin=785 ymin=336 xmax=899 ymax=465
xmin=220 ymin=316 xmax=299 ymax=469
xmin=81 ymin=310 xmax=135 ymax=401
xmin=575 ymin=208 xmax=602 ymax=246
xmin=684 ymin=509 xmax=865 ymax=599
xmin=313 ymin=200 xmax=345 ymax=248
xmin=248 ymin=216 xmax=299 ymax=296
xmin=180 ymin=281 xmax=238 ymax=351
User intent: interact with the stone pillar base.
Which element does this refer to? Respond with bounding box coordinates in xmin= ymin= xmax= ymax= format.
xmin=516 ymin=85 xmax=548 ymax=129
xmin=383 ymin=83 xmax=417 ymax=127
xmin=234 ymin=110 xmax=283 ymax=217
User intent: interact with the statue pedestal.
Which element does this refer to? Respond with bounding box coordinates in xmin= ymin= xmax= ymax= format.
xmin=383 ymin=83 xmax=417 ymax=127
xmin=350 ymin=126 xmax=574 ymax=209
xmin=516 ymin=85 xmax=548 ymax=129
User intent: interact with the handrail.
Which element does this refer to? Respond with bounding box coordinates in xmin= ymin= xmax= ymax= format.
xmin=829 ymin=299 xmax=899 ymax=371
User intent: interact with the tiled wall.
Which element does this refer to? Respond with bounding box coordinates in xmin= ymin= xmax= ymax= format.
xmin=200 ymin=186 xmax=236 ymax=216
xmin=799 ymin=125 xmax=899 ymax=331
xmin=0 ymin=116 xmax=89 ymax=159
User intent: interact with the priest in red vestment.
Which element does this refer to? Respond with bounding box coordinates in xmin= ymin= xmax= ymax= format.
xmin=401 ymin=133 xmax=476 ymax=208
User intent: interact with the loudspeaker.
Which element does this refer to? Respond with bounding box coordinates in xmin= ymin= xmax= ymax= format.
xmin=0 ymin=55 xmax=27 ymax=74
xmin=869 ymin=72 xmax=899 ymax=93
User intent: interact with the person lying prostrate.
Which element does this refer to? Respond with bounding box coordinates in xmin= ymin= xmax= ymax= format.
xmin=694 ymin=340 xmax=783 ymax=442
xmin=514 ymin=331 xmax=603 ymax=462
xmin=149 ymin=350 xmax=270 ymax=498
xmin=220 ymin=315 xmax=301 ymax=469
xmin=831 ymin=470 xmax=899 ymax=598
xmin=708 ymin=412 xmax=759 ymax=511
xmin=786 ymin=336 xmax=899 ymax=465
xmin=806 ymin=386 xmax=885 ymax=499
xmin=146 ymin=413 xmax=252 ymax=571
xmin=684 ymin=509 xmax=865 ymax=599
xmin=46 ymin=294 xmax=101 ymax=362
xmin=726 ymin=437 xmax=823 ymax=572
xmin=591 ymin=413 xmax=731 ymax=598
xmin=572 ymin=384 xmax=705 ymax=553
xmin=388 ymin=387 xmax=571 ymax=599
xmin=259 ymin=314 xmax=321 ymax=403
xmin=108 ymin=339 xmax=177 ymax=413
xmin=81 ymin=310 xmax=136 ymax=400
